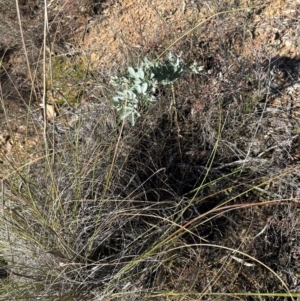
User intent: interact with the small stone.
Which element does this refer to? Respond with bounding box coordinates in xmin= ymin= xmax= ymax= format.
xmin=285 ymin=40 xmax=293 ymax=47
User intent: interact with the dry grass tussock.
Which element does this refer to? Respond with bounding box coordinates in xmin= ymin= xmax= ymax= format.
xmin=1 ymin=1 xmax=300 ymax=300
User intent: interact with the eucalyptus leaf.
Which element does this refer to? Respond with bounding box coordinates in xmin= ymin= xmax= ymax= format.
xmin=141 ymin=82 xmax=148 ymax=94
xmin=135 ymin=85 xmax=142 ymax=94
xmin=136 ymin=68 xmax=145 ymax=79
xmin=128 ymin=67 xmax=136 ymax=77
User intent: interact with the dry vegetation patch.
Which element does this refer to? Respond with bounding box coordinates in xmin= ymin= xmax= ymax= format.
xmin=1 ymin=1 xmax=300 ymax=300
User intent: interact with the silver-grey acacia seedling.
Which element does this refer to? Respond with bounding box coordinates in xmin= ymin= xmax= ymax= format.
xmin=111 ymin=52 xmax=203 ymax=126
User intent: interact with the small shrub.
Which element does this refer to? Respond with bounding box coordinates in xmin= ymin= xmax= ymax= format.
xmin=110 ymin=52 xmax=203 ymax=125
